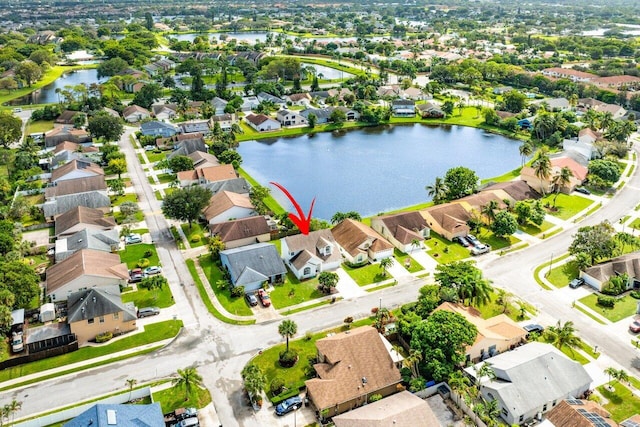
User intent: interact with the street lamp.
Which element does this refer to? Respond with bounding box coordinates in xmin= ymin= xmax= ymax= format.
xmin=379 ymin=297 xmax=382 ymax=311
xmin=546 ymin=252 xmax=554 ymax=277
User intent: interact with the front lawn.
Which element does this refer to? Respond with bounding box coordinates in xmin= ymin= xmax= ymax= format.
xmin=598 ymin=383 xmax=640 ymax=422
xmin=472 ymin=290 xmax=528 ymax=322
xmin=119 ymin=244 xmax=160 ymax=269
xmin=546 ymin=260 xmax=579 ymax=288
xmin=115 ymin=211 xmax=144 ymax=225
xmin=157 ymin=173 xmax=177 ymax=184
xmin=146 ymin=151 xmax=166 ymax=164
xmin=152 ymin=384 xmax=212 ymax=414
xmin=198 ymin=257 xmax=253 ymax=316
xmin=476 ymin=227 xmax=520 ymax=250
xmin=393 ymin=249 xmax=424 ymax=273
xmin=111 ymin=194 xmax=138 ymax=205
xmin=631 ymin=218 xmax=640 ymax=230
xmin=121 ymin=282 xmax=174 ymax=308
xmin=181 ymin=223 xmax=209 ymax=248
xmin=25 ymin=120 xmax=54 ymax=134
xmin=425 ymin=232 xmax=470 ymax=264
xmin=342 ymin=263 xmax=388 ymax=286
xmin=269 ymin=271 xmax=323 ymax=308
xmin=579 ymin=293 xmax=638 ymax=322
xmin=541 ymin=194 xmax=594 ymax=220
xmin=519 ymin=220 xmax=554 ymax=236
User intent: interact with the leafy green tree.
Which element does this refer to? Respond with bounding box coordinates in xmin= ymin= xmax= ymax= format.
xmin=503 ymin=90 xmax=527 ymax=113
xmin=278 ymin=319 xmax=297 ymax=353
xmin=241 ymin=364 xmax=267 ymax=402
xmin=15 ymin=60 xmax=42 ymax=87
xmin=307 ymin=113 xmax=317 ymax=129
xmin=443 ymin=167 xmax=478 ymax=200
xmin=318 ymin=271 xmax=339 ymax=294
xmin=330 ymin=108 xmax=346 ymax=125
xmin=410 ymin=310 xmax=477 ymax=381
xmin=207 ymin=235 xmax=225 ymax=260
xmin=552 ymin=166 xmax=574 ymax=206
xmin=491 ymin=211 xmax=518 ymax=238
xmin=139 ymin=275 xmax=167 ymax=300
xmin=88 ymin=112 xmax=124 ymax=141
xmin=108 ymin=178 xmax=125 ymax=196
xmin=529 ymin=200 xmax=546 ymax=226
xmin=162 ymin=186 xmax=212 ymax=230
xmin=0 ymin=113 xmax=22 ymax=148
xmin=172 ymin=367 xmax=203 ymax=401
xmin=97 ymin=58 xmax=129 ymax=78
xmin=482 ymin=108 xmax=500 ymax=126
xmin=108 ymin=158 xmax=127 ymax=179
xmin=167 ymin=156 xmax=194 ymax=173
xmin=415 ymin=285 xmax=443 ymax=318
xmin=514 ymin=200 xmax=531 ymax=225
xmin=217 ymin=150 xmax=242 ymax=166
xmin=131 ymin=84 xmax=162 ymax=110
xmin=481 ymin=200 xmax=499 ymax=225
xmin=0 ymin=261 xmax=40 ymax=308
xmin=589 ymin=159 xmax=621 ymax=185
xmin=442 ymin=100 xmax=455 ymax=116
xmin=568 ymin=221 xmax=617 ymax=265
xmin=249 ymin=185 xmax=270 ymax=215
xmin=435 ymin=261 xmax=493 ymax=306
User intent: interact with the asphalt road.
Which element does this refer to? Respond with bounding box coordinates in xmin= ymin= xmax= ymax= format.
xmin=3 ymin=131 xmax=640 ymax=426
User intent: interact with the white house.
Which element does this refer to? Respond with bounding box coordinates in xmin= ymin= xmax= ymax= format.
xmin=370 ymin=211 xmax=430 ymax=253
xmin=281 ymin=230 xmax=343 ymax=280
xmin=245 ymin=114 xmax=281 ymax=132
xmin=276 ymin=109 xmax=308 ymax=127
xmin=580 ymin=252 xmax=640 ymax=292
xmin=203 ymin=191 xmax=256 ymax=224
xmin=331 ymin=219 xmax=394 ymax=264
xmin=211 ymin=97 xmax=228 ymax=115
xmin=122 ymin=105 xmax=151 ymax=123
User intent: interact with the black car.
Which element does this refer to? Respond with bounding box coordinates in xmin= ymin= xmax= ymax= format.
xmin=575 ymin=187 xmax=591 ymax=195
xmin=275 ymin=396 xmax=302 ymax=416
xmin=523 ymin=324 xmax=544 ymax=334
xmin=453 ymin=236 xmax=471 ymax=247
xmin=569 ymin=278 xmax=585 ymax=289
xmin=245 ymin=293 xmax=258 ymax=307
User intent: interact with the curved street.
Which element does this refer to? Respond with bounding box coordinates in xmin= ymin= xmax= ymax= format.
xmin=2 ymin=130 xmax=640 ymax=426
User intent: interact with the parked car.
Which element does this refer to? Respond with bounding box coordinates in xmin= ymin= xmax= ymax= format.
xmin=171 ymin=417 xmax=199 ymax=427
xmin=275 ymin=396 xmax=303 ymax=416
xmin=137 ymin=307 xmax=160 ymax=318
xmin=258 ymin=289 xmax=271 ymax=307
xmin=11 ymin=331 xmax=24 ymax=353
xmin=245 ymin=293 xmax=258 ymax=307
xmin=569 ymin=278 xmax=585 ymax=289
xmin=129 ymin=273 xmax=147 ymax=283
xmin=523 ymin=324 xmax=544 ymax=334
xmin=466 ymin=235 xmax=480 ymax=245
xmin=125 ymin=234 xmax=142 ymax=245
xmin=144 ymin=145 xmax=156 ymax=151
xmin=175 ymin=408 xmax=198 ymax=421
xmin=630 ymin=320 xmax=640 ymax=333
xmin=470 ymin=244 xmax=490 ymax=256
xmin=144 ymin=266 xmax=162 ymax=275
xmin=453 ymin=236 xmax=470 ymax=247
xmin=575 ymin=187 xmax=591 ymax=195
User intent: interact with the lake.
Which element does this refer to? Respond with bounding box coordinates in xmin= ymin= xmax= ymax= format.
xmin=167 ymin=31 xmax=386 ymax=44
xmin=301 ymin=63 xmax=353 ymax=80
xmin=9 ymin=69 xmax=107 ymax=106
xmin=237 ymin=124 xmax=523 ymax=220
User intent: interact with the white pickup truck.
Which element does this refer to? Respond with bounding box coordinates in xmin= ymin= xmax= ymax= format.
xmin=11 ymin=331 xmax=24 ymax=353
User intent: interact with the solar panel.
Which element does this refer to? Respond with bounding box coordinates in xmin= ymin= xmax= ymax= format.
xmin=621 ymin=421 xmax=640 ymax=427
xmin=578 ymin=408 xmax=588 ymax=414
xmin=566 ymin=399 xmax=583 ymax=405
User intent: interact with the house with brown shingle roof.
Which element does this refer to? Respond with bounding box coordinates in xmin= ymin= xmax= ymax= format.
xmin=370 ymin=211 xmax=430 ymax=253
xmin=187 ymin=151 xmax=219 ymax=169
xmin=421 ymin=203 xmax=471 ymax=241
xmin=203 ymin=191 xmax=256 ymax=224
xmin=209 ymin=216 xmax=272 ymax=249
xmin=482 ymin=181 xmax=540 ymax=203
xmin=44 ymin=126 xmax=91 ymax=148
xmin=50 ymin=159 xmax=104 ymax=183
xmin=55 ymin=110 xmax=82 ymax=125
xmin=331 ymin=219 xmax=394 ymax=264
xmin=245 ymin=113 xmax=281 ymax=132
xmin=305 ymin=326 xmax=402 ymax=418
xmin=54 ymin=206 xmax=116 ymax=238
xmin=434 ymin=302 xmax=527 ymax=363
xmin=581 ymin=252 xmax=640 ymax=292
xmin=45 ymin=249 xmax=129 ymax=302
xmin=177 ymin=164 xmax=237 ymax=187
xmin=281 ymin=229 xmax=343 ymax=280
xmin=122 ymin=105 xmax=151 ymax=123
xmin=544 ymin=399 xmax=618 ymax=427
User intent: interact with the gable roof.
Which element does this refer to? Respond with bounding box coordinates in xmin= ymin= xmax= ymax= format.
xmin=122 ymin=104 xmax=151 ymax=118
xmin=584 ymin=252 xmax=640 ymax=283
xmin=482 ymin=180 xmax=540 ymax=201
xmin=50 ymin=159 xmax=104 ymax=182
xmin=306 ymin=326 xmax=402 ymax=411
xmin=209 ymin=216 xmax=271 ymax=243
xmin=167 ymin=135 xmax=207 ymax=159
xmin=422 ymin=203 xmax=471 ymax=234
xmin=332 ymin=391 xmax=440 ymax=427
xmin=177 ymin=164 xmax=237 ymax=183
xmin=140 ymin=121 xmax=179 ymax=133
xmin=373 ymin=211 xmax=428 ymax=245
xmin=46 ymin=250 xmax=129 ymax=293
xmin=545 ymin=399 xmax=616 ymax=427
xmin=456 ymin=192 xmax=508 ymax=212
xmin=45 ymin=175 xmax=107 ymax=198
xmin=43 ymin=191 xmax=111 ymax=218
xmin=202 ymin=177 xmax=251 ymax=196
xmin=220 ymin=243 xmax=286 ymax=286
xmin=67 ymin=288 xmax=136 ymax=323
xmin=284 ymin=229 xmax=343 ymax=267
xmin=64 ymin=403 xmax=164 ymax=427
xmin=245 ymin=113 xmax=274 ymax=126
xmin=331 ymin=219 xmax=393 ymax=257
xmin=550 ymin=156 xmax=588 ymax=181
xmin=203 ymin=190 xmax=255 ymax=221
xmin=55 ymin=228 xmax=120 ymax=262
xmin=187 ymin=150 xmax=219 ymax=168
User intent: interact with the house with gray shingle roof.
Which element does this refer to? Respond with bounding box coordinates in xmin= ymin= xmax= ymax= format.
xmin=140 ymin=121 xmax=179 ymax=138
xmin=281 ymin=230 xmax=343 ymax=280
xmin=300 ymin=108 xmax=333 ymax=124
xmin=219 ymin=242 xmax=286 ymax=292
xmin=581 ymin=252 xmax=640 ymax=292
xmin=65 ymin=403 xmax=164 ymax=427
xmin=43 ymin=176 xmax=110 ymax=219
xmin=54 ymin=228 xmax=120 ymax=262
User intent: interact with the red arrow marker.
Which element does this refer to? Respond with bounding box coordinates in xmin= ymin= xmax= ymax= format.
xmin=270 ymin=182 xmax=315 ymax=235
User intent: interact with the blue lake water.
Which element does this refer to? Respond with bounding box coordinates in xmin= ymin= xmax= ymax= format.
xmin=237 ymin=124 xmax=523 ymax=220
xmin=9 ymin=69 xmax=107 ymax=106
xmin=168 ymin=31 xmax=386 ymax=44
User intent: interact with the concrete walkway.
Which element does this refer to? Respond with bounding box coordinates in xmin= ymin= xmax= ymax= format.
xmin=335 ymin=267 xmax=366 ymax=299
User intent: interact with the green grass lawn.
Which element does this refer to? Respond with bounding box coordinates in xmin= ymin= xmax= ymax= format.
xmin=119 ymin=244 xmax=160 ymax=269
xmin=110 ymin=194 xmax=138 ymax=205
xmin=0 ymin=320 xmax=182 ymax=383
xmin=425 ymin=232 xmax=470 ymax=263
xmin=237 ymin=168 xmax=285 ymax=215
xmin=476 ymin=227 xmax=520 ymax=250
xmin=480 ymin=166 xmax=522 ymax=185
xmin=152 ymin=384 xmax=212 ymax=414
xmin=269 ymin=271 xmax=323 ymax=309
xmin=598 ymin=383 xmax=640 ymax=422
xmin=342 ymin=263 xmax=388 ymax=286
xmin=115 ymin=210 xmax=144 ymax=225
xmin=157 ymin=173 xmax=177 ymax=184
xmin=121 ymin=283 xmax=174 ymax=308
xmin=541 ymin=194 xmax=594 ymax=220
xmin=198 ymin=257 xmax=253 ymax=316
xmin=393 ymin=249 xmax=424 ymax=273
xmin=519 ymin=220 xmax=554 ymax=236
xmin=181 ymin=223 xmax=209 ymax=248
xmin=472 ymin=290 xmax=527 ymax=322
xmin=631 ymin=218 xmax=640 ymax=230
xmin=146 ymin=151 xmax=167 ymax=164
xmin=25 ymin=120 xmax=54 ymax=134
xmin=546 ymin=260 xmax=579 ymax=288
xmin=579 ymin=294 xmax=638 ymax=322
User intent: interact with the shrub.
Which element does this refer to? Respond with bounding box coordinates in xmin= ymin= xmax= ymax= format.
xmin=304 ymin=331 xmax=313 ymax=341
xmin=95 ymin=331 xmax=113 ymax=343
xmin=144 ymin=250 xmax=153 ymax=258
xmin=279 ymin=349 xmax=299 ymax=368
xmin=597 ymin=295 xmax=616 ymax=308
xmin=631 ymin=291 xmax=640 ymax=299
xmin=369 ymin=394 xmax=382 ymax=403
xmin=191 ymin=234 xmax=201 ymax=243
xmin=230 ymin=286 xmax=245 ymax=298
xmin=136 ymin=257 xmax=150 ymax=268
xmin=409 ymin=377 xmax=426 ymax=392
xmin=602 ymin=274 xmax=628 ymax=295
xmin=270 ymin=377 xmax=285 ymax=395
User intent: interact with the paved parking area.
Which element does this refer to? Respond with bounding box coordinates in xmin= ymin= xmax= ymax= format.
xmin=22 ymin=228 xmax=52 ymax=247
xmin=252 ymin=401 xmax=317 ymax=427
xmin=426 ymin=394 xmax=465 ymax=427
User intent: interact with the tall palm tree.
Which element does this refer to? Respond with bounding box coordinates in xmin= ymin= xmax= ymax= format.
xmin=411 ymin=238 xmax=422 ymax=252
xmin=545 ymin=320 xmax=581 ymax=351
xmin=6 ymin=400 xmax=21 ymax=423
xmin=585 ymin=108 xmax=600 ymax=130
xmin=532 ymin=150 xmax=552 ymax=196
xmin=473 ymin=362 xmax=496 ymax=391
xmin=426 ymin=176 xmax=448 ymax=204
xmin=604 ymin=367 xmax=618 ymax=387
xmin=172 ymin=367 xmax=203 ymax=401
xmin=551 ymin=166 xmax=574 ymax=206
xmin=403 ymin=349 xmax=423 ymax=379
xmin=380 ymin=257 xmax=394 ymax=277
xmin=599 ymin=111 xmax=614 ymax=132
xmin=481 ymin=200 xmax=499 ymax=225
xmin=519 ymin=142 xmax=533 ymax=167
xmin=483 ymin=398 xmax=501 ymax=427
xmin=241 ymin=364 xmax=267 ymax=402
xmin=126 ymin=378 xmax=137 ymax=402
xmin=278 ymin=319 xmax=297 ymax=353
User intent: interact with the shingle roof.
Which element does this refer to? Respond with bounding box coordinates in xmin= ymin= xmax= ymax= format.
xmin=209 ymin=216 xmax=271 ymax=243
xmin=45 ymin=175 xmax=107 ymax=198
xmin=187 ymin=151 xmax=219 ymax=168
xmin=245 ymin=113 xmax=273 ymax=126
xmin=331 ymin=219 xmax=393 ymax=258
xmin=284 ymin=229 xmax=342 ymax=265
xmin=122 ymin=104 xmax=151 ymax=118
xmin=220 ymin=243 xmax=286 ymax=286
xmin=422 ymin=203 xmax=471 ymax=234
xmin=54 ymin=206 xmax=116 ymax=237
xmin=43 ymin=191 xmax=111 ymax=218
xmin=64 ymin=403 xmax=164 ymax=427
xmin=203 ymin=190 xmax=255 ymax=222
xmin=46 ymin=250 xmax=129 ymax=293
xmin=50 ymin=159 xmax=104 ymax=182
xmin=177 ymin=164 xmax=237 ymax=183
xmin=55 ymin=228 xmax=120 ymax=262
xmin=373 ymin=212 xmax=427 ymax=245
xmin=306 ymin=326 xmax=402 ymax=411
xmin=482 ymin=181 xmax=541 ymax=201
xmin=584 ymin=252 xmax=640 ymax=283
xmin=67 ymin=288 xmax=136 ymax=323
xmin=550 ymin=156 xmax=588 ymax=181
xmin=202 ymin=177 xmax=250 ymax=196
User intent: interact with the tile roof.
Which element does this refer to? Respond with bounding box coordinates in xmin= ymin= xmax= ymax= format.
xmin=67 ymin=288 xmax=136 ymax=323
xmin=331 ymin=219 xmax=393 ymax=258
xmin=46 ymin=249 xmax=129 ymax=293
xmin=203 ymin=191 xmax=255 ymax=222
xmin=209 ymin=216 xmax=271 ymax=243
xmin=550 ymin=156 xmax=588 ymax=181
xmin=306 ymin=326 xmax=402 ymax=411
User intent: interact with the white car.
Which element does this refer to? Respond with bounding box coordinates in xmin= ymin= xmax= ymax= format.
xmin=125 ymin=234 xmax=142 ymax=245
xmin=144 ymin=266 xmax=162 ymax=275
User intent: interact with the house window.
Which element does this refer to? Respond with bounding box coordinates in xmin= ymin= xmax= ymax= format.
xmin=99 ymin=316 xmax=105 ymax=323
xmin=501 ymin=408 xmax=508 ymax=416
xmin=324 ymin=246 xmax=331 ymax=255
xmin=113 ymin=313 xmax=119 ymax=320
xmin=88 ymin=318 xmax=94 ymax=324
xmin=304 ymin=267 xmax=311 ymax=275
xmin=519 ymin=415 xmax=524 ymax=422
xmin=543 ymin=404 xmax=547 ymax=412
xmin=552 ymin=400 xmax=557 ymax=406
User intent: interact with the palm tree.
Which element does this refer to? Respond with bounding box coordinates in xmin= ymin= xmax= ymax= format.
xmin=483 ymin=398 xmax=501 ymax=427
xmin=410 ymin=238 xmax=422 ymax=252
xmin=545 ymin=320 xmax=581 ymax=351
xmin=278 ymin=319 xmax=297 ymax=353
xmin=426 ymin=176 xmax=448 ymax=204
xmin=518 ymin=142 xmax=533 ymax=167
xmin=604 ymin=367 xmax=617 ymax=387
xmin=6 ymin=400 xmax=21 ymax=423
xmin=481 ymin=200 xmax=499 ymax=225
xmin=473 ymin=362 xmax=496 ymax=391
xmin=403 ymin=349 xmax=423 ymax=379
xmin=380 ymin=257 xmax=394 ymax=277
xmin=551 ymin=166 xmax=574 ymax=206
xmin=532 ymin=150 xmax=552 ymax=196
xmin=126 ymin=378 xmax=137 ymax=402
xmin=616 ymin=368 xmax=630 ymax=385
xmin=599 ymin=111 xmax=614 ymax=132
xmin=172 ymin=367 xmax=203 ymax=401
xmin=241 ymin=364 xmax=267 ymax=402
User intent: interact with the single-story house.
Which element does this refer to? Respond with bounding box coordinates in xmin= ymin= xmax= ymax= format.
xmin=202 ymin=177 xmax=251 ymax=197
xmin=481 ymin=180 xmax=541 ymax=203
xmin=241 ymin=96 xmax=260 ymax=112
xmin=166 ymin=134 xmax=208 ymax=159
xmin=544 ymin=399 xmax=619 ymax=427
xmin=581 ymin=252 xmax=640 ymax=292
xmin=67 ymin=288 xmax=137 ymax=345
xmin=281 ymin=229 xmax=343 ymax=280
xmin=188 ymin=151 xmax=219 ymax=169
xmin=209 ymin=113 xmax=237 ymax=132
xmin=416 ymin=102 xmax=445 ymax=118
xmin=50 ymin=159 xmax=104 ymax=183
xmin=402 ymin=87 xmax=429 ymax=100
xmin=44 ymin=127 xmax=91 ymax=148
xmin=45 ymin=249 xmax=129 ymax=302
xmin=464 ymin=342 xmax=592 ymax=425
xmin=285 ymin=93 xmax=312 ymax=106
xmin=331 ymin=219 xmax=394 ymax=264
xmin=276 ymin=109 xmax=308 ymax=127
xmin=391 ymin=99 xmax=416 ymax=117
xmin=64 ymin=403 xmax=164 ymax=427
xmin=140 ymin=121 xmax=180 ymax=138
xmin=371 ymin=211 xmax=430 ymax=253
xmin=54 ymin=228 xmax=120 ymax=263
xmin=43 ymin=176 xmax=110 ymax=219
xmin=219 ymin=243 xmax=286 ymax=292
xmin=520 ymin=155 xmax=587 ymax=194
xmin=177 ymin=164 xmax=237 ymax=187
xmin=178 ymin=120 xmax=211 ymax=134
xmin=421 ymin=203 xmax=471 ymax=241
xmin=300 ymin=108 xmax=332 ymax=124
xmin=257 ymin=92 xmax=287 ymax=108
xmin=151 ymin=104 xmax=178 ymax=121
xmin=55 ymin=110 xmax=82 ymax=125
xmin=209 ymin=216 xmax=272 ymax=249
xmin=332 ymin=106 xmax=360 ymax=121
xmin=54 ymin=206 xmax=116 ymax=238
xmin=434 ymin=302 xmax=527 ymax=363
xmin=203 ymin=190 xmax=256 ymax=224
xmin=306 ymin=326 xmax=402 ymax=418
xmin=122 ymin=105 xmax=151 ymax=123
xmin=245 ymin=113 xmax=281 ymax=132
xmin=211 ymin=97 xmax=228 ymax=115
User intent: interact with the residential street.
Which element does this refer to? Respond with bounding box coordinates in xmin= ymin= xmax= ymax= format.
xmin=3 ymin=130 xmax=640 ymax=426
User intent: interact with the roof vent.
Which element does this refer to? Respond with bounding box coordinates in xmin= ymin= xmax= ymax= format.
xmin=362 ymin=377 xmax=367 ymax=385
xmin=93 ymin=296 xmax=96 ymax=303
